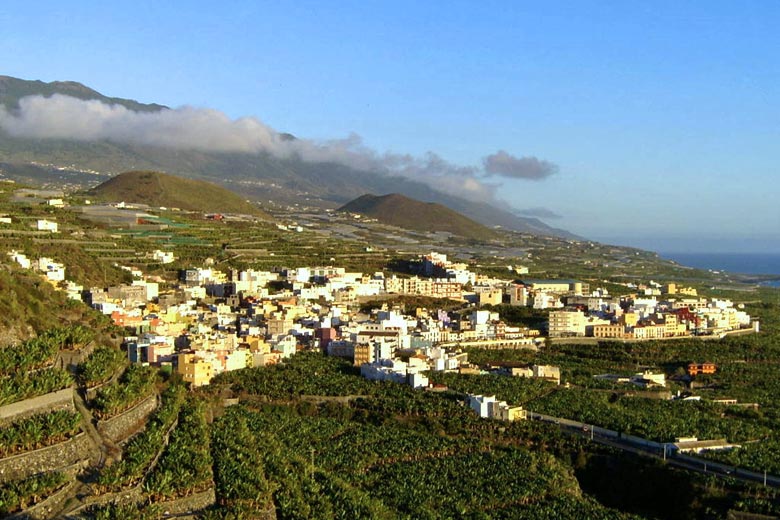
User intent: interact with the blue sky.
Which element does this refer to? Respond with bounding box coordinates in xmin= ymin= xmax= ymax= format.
xmin=2 ymin=1 xmax=779 ymax=252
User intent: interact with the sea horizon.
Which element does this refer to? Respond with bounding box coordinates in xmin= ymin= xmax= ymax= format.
xmin=661 ymin=252 xmax=780 ymax=283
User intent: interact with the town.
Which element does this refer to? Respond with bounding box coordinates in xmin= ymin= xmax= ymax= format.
xmin=7 ymin=245 xmax=757 ymax=398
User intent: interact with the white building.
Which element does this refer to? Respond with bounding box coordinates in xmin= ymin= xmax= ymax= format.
xmin=152 ymin=250 xmax=176 ymax=264
xmin=37 ymin=257 xmax=65 ymax=282
xmin=37 ymin=219 xmax=58 ymax=232
xmin=8 ymin=250 xmax=31 ymax=269
xmin=469 ymin=394 xmax=497 ymax=418
xmin=548 ymin=310 xmax=586 ymax=337
xmin=360 ymin=359 xmax=429 ymax=389
xmin=468 ymin=394 xmax=527 ymax=421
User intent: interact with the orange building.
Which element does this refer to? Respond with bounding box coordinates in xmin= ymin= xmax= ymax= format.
xmin=687 ymin=362 xmax=717 ymax=376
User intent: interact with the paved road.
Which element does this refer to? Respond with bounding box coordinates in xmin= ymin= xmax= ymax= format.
xmin=528 ymin=411 xmax=780 ymax=488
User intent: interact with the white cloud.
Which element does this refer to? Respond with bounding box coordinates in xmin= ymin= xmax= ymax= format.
xmin=0 ymin=94 xmax=555 ymax=207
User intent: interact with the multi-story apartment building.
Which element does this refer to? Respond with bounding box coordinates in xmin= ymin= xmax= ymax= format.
xmin=548 ymin=310 xmax=586 ymax=337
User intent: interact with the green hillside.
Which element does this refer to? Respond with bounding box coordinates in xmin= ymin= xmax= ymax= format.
xmin=338 ymin=193 xmax=498 ymax=240
xmin=88 ymin=170 xmax=272 ymax=219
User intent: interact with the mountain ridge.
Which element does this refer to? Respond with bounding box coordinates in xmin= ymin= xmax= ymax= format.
xmin=0 ymin=74 xmax=577 ymax=239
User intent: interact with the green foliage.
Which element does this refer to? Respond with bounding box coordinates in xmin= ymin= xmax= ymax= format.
xmin=0 ymin=368 xmax=73 ymax=406
xmin=479 ymin=304 xmax=550 ymax=329
xmin=0 ymin=325 xmax=92 ymax=376
xmin=213 ymin=351 xmax=379 ymax=399
xmin=0 ymin=471 xmax=68 ymax=516
xmin=0 ymin=410 xmax=81 ymax=457
xmin=0 ymin=267 xmax=71 ymax=337
xmin=144 ymin=398 xmax=213 ymax=501
xmin=82 ymin=501 xmax=163 ymax=520
xmin=91 ymin=364 xmax=157 ymax=419
xmin=77 ymin=345 xmax=127 ymax=387
xmin=701 ymin=436 xmax=780 ymax=475
xmin=95 ymin=383 xmax=185 ymax=492
xmin=208 ymin=402 xmax=610 ymax=520
xmin=211 ymin=408 xmax=276 ymax=513
xmin=90 ymin=170 xmax=271 ymax=218
xmin=209 ymin=352 xmax=643 ymax=519
xmin=0 ymin=336 xmax=58 ymax=376
xmin=359 ymin=295 xmax=464 ymax=314
xmin=428 ymin=371 xmax=556 ymax=407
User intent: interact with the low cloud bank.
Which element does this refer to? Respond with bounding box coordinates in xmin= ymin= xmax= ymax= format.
xmin=0 ymin=94 xmax=559 ymax=209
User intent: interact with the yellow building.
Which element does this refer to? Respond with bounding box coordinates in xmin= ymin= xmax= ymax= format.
xmin=177 ymin=353 xmax=213 ymax=387
xmin=592 ymin=324 xmax=625 ymax=338
xmin=620 ymin=312 xmax=639 ymax=328
xmin=663 ymin=314 xmax=688 ymax=337
xmin=632 ymin=324 xmax=666 ymax=340
xmin=353 ymin=344 xmax=371 ymax=367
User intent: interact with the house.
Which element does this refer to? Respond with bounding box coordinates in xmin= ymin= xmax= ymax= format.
xmin=467 ymin=394 xmax=526 ymax=421
xmin=630 ymin=370 xmax=666 ymax=388
xmin=37 ymin=219 xmax=59 ymax=232
xmin=469 ymin=394 xmax=496 ymax=418
xmin=687 ymin=362 xmax=717 ymax=376
xmin=8 ymin=250 xmax=31 ymax=269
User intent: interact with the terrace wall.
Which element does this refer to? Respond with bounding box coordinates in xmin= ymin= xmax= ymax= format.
xmin=0 ymin=433 xmax=94 ymax=483
xmin=0 ymin=387 xmax=74 ymax=427
xmin=97 ymin=393 xmax=158 ymax=443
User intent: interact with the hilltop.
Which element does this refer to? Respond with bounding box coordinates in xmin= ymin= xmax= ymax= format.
xmin=0 ymin=74 xmax=574 ymax=238
xmin=338 ymin=193 xmax=498 ymax=240
xmin=88 ymin=170 xmax=272 ymax=219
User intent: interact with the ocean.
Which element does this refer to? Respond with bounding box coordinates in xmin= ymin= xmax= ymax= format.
xmin=661 ymin=252 xmax=780 ymax=287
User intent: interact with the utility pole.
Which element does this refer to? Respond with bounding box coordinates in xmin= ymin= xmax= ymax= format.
xmin=764 ymin=470 xmax=767 ymax=487
xmin=310 ymin=447 xmax=315 ymax=480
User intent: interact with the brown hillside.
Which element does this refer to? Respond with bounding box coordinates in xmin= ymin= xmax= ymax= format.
xmin=88 ymin=171 xmax=271 ymax=219
xmin=338 ymin=193 xmax=497 ymax=240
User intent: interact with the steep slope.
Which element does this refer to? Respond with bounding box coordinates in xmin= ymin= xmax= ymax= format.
xmin=0 ymin=75 xmax=574 ymax=238
xmin=338 ymin=193 xmax=498 ymax=239
xmin=88 ymin=170 xmax=272 ymax=218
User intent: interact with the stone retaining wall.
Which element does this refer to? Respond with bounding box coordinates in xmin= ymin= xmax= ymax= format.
xmin=97 ymin=394 xmax=158 ymax=444
xmin=54 ymin=342 xmax=96 ymax=371
xmin=155 ymin=487 xmax=217 ymax=516
xmin=11 ymin=465 xmax=82 ymax=520
xmin=70 ymin=484 xmax=146 ymax=516
xmin=0 ymin=388 xmax=75 ymax=427
xmin=0 ymin=433 xmax=94 ymax=483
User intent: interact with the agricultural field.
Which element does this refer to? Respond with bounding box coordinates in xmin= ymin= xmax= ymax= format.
xmin=1 ymin=180 xmax=780 ymax=518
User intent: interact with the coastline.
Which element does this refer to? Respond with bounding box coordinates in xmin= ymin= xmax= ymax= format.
xmin=661 ymin=252 xmax=780 ymax=279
